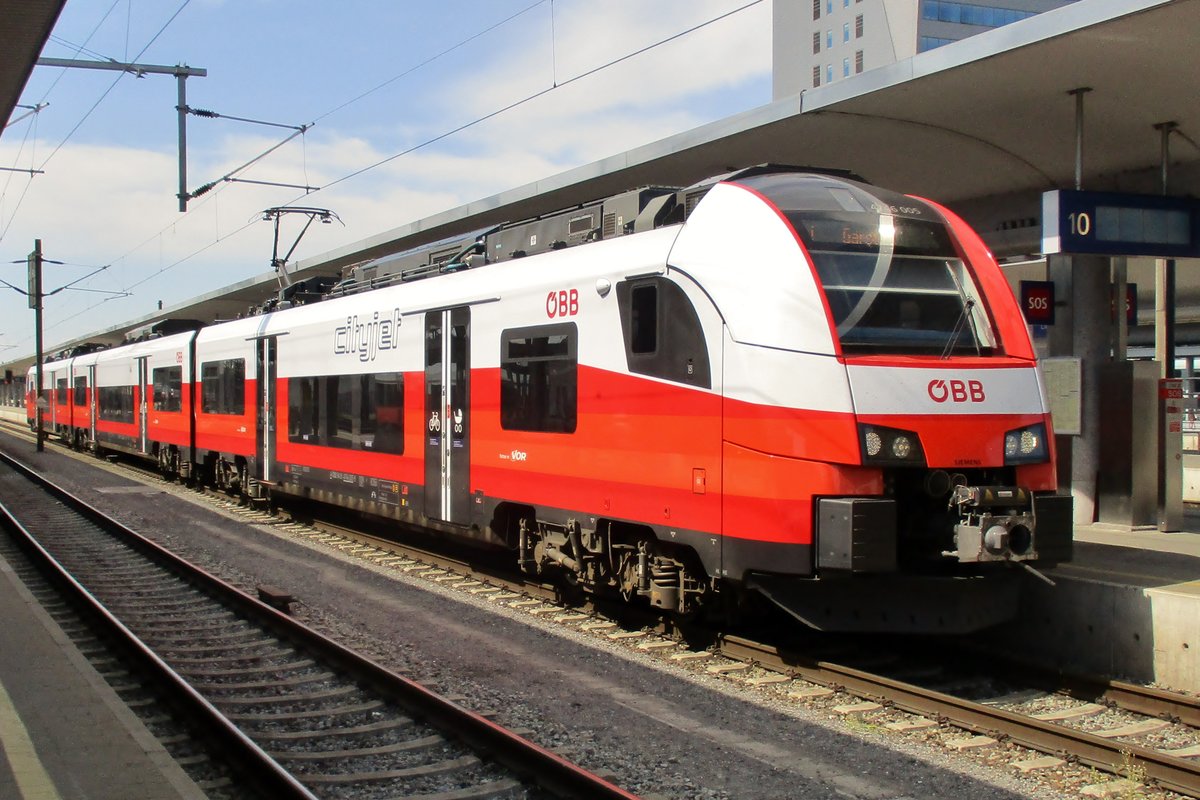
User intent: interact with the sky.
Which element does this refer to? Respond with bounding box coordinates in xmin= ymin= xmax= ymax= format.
xmin=0 ymin=0 xmax=772 ymax=361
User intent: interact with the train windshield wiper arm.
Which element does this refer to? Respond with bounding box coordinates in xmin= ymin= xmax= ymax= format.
xmin=941 ymin=298 xmax=977 ymax=359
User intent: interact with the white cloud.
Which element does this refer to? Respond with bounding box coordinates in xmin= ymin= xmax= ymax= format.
xmin=0 ymin=0 xmax=771 ymax=355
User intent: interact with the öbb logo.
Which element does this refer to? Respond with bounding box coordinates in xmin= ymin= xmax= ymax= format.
xmin=927 ymin=379 xmax=986 ymax=403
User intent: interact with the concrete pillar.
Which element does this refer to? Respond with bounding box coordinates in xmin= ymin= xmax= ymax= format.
xmin=1047 ymin=255 xmax=1074 ymax=358
xmin=1049 ymin=254 xmax=1112 ymax=524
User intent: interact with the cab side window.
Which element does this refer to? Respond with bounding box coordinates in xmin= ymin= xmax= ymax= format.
xmin=617 ymin=278 xmax=710 ymax=388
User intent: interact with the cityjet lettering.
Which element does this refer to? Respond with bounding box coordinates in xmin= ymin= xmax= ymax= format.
xmin=334 ymin=309 xmax=402 ymax=362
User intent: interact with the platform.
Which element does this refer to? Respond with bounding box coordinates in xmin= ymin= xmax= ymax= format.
xmin=0 ymin=545 xmax=205 ymax=800
xmin=992 ymin=521 xmax=1200 ymax=693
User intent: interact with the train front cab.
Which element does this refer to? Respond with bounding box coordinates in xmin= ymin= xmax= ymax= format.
xmin=672 ymin=171 xmax=1073 ymax=633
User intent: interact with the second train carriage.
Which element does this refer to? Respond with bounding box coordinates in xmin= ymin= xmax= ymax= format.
xmin=25 ymin=167 xmax=1073 ymax=633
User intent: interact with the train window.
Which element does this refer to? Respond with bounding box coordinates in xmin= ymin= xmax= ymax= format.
xmin=630 ymin=285 xmax=657 ymax=354
xmin=361 ymin=374 xmax=405 ymax=454
xmin=98 ymin=386 xmax=134 ymax=423
xmin=56 ymin=378 xmax=67 ymax=405
xmin=288 ymin=377 xmax=320 ymax=442
xmin=788 ymin=210 xmax=998 ymax=355
xmin=287 ymin=373 xmax=404 ymax=454
xmin=617 ymin=278 xmax=711 ymax=389
xmin=152 ymin=367 xmax=182 ymax=412
xmin=332 ymin=375 xmax=355 ymax=447
xmin=200 ymin=359 xmax=245 ymax=415
xmin=500 ymin=323 xmax=577 ymax=433
xmin=74 ymin=377 xmax=86 ymax=406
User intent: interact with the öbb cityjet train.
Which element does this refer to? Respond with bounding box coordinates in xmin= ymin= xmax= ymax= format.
xmin=28 ymin=167 xmax=1072 ymax=633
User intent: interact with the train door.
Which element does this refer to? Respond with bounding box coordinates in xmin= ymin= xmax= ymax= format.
xmin=255 ymin=336 xmax=278 ymax=483
xmin=53 ymin=372 xmax=66 ymax=429
xmin=136 ymin=356 xmax=150 ymax=454
xmin=88 ymin=365 xmax=97 ymax=444
xmin=424 ymin=307 xmax=470 ymax=524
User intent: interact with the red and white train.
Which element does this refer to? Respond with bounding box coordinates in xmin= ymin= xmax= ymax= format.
xmin=28 ymin=167 xmax=1072 ymax=633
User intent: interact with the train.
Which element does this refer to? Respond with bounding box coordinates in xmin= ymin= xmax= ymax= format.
xmin=26 ymin=166 xmax=1073 ymax=633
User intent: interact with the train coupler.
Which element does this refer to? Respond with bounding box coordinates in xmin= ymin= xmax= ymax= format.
xmin=945 ymin=485 xmax=1037 ymax=564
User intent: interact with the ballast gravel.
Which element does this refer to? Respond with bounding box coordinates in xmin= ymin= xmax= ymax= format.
xmin=3 ymin=432 xmax=1175 ymax=800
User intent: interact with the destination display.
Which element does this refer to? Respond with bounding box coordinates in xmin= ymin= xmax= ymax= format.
xmin=1041 ymin=189 xmax=1200 ymax=258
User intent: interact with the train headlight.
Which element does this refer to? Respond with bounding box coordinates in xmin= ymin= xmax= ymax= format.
xmin=859 ymin=424 xmax=926 ymax=466
xmin=1003 ymin=423 xmax=1048 ymax=464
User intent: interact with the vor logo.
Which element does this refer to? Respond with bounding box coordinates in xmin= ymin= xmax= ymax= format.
xmin=928 ymin=379 xmax=986 ymax=403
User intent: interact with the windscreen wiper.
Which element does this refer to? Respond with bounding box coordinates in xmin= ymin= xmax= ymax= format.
xmin=941 ymin=298 xmax=977 ymax=359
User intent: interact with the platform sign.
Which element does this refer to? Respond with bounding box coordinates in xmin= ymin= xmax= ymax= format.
xmin=1020 ymin=280 xmax=1055 ymax=325
xmin=1042 ymin=190 xmax=1200 ymax=258
xmin=1108 ymin=283 xmax=1138 ymax=325
xmin=1160 ymin=378 xmax=1184 ymax=532
xmin=1123 ymin=283 xmax=1137 ymax=326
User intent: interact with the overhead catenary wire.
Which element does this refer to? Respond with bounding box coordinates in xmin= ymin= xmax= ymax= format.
xmin=0 ymin=109 xmax=41 ymax=242
xmin=80 ymin=1 xmax=554 ymax=267
xmin=186 ymin=106 xmax=308 ymax=131
xmin=31 ymin=2 xmax=561 ymax=280
xmin=35 ymin=1 xmax=193 ymax=173
xmin=323 ymin=0 xmax=764 ymax=192
xmin=0 ymin=0 xmax=194 ymax=247
xmin=36 ymin=1 xmax=125 ymax=104
xmin=4 ymin=103 xmax=49 ymax=130
xmin=310 ymin=0 xmax=547 ymax=125
xmin=47 ymin=35 xmax=117 ymax=65
xmin=2 ymin=0 xmax=122 ymax=231
xmin=7 ymin=0 xmax=552 ymax=262
xmin=188 ymin=124 xmax=312 ymax=198
xmin=32 ymin=0 xmax=765 ymax=345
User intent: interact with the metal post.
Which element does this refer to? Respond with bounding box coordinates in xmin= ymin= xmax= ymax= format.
xmin=1113 ymin=257 xmax=1128 ymax=361
xmin=177 ymin=73 xmax=188 ymax=212
xmin=1158 ymin=121 xmax=1176 ymax=195
xmin=34 ymin=59 xmax=206 ymax=213
xmin=1069 ymin=88 xmax=1091 ymax=190
xmin=1155 ymin=122 xmax=1177 ymax=379
xmin=1156 ymin=257 xmax=1176 ymax=377
xmin=31 ymin=239 xmax=44 ymax=452
xmin=1071 ymin=254 xmax=1111 ymax=524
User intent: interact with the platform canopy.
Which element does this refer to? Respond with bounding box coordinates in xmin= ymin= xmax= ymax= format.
xmin=3 ymin=0 xmax=1199 ymax=369
xmin=0 ymin=0 xmax=65 ymax=130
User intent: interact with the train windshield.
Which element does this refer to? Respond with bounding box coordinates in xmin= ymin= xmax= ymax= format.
xmin=788 ymin=209 xmax=997 ymax=355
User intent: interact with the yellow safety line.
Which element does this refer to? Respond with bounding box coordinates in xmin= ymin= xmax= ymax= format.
xmin=0 ymin=676 xmax=62 ymax=800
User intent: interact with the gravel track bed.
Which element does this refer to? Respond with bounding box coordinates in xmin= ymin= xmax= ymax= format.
xmin=0 ymin=456 xmax=540 ymax=799
xmin=0 ymin=532 xmax=258 ymax=799
xmin=6 ymin=430 xmax=1195 ymax=798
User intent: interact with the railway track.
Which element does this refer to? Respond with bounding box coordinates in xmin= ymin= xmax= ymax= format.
xmin=0 ymin=447 xmax=638 ymax=800
xmin=716 ymin=636 xmax=1200 ymax=797
xmin=8 ymin=420 xmax=1200 ymax=797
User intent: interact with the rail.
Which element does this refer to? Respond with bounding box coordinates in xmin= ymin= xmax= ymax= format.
xmin=0 ymin=448 xmax=640 ymax=800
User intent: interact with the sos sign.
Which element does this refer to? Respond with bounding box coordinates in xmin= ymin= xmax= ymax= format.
xmin=1020 ymin=280 xmax=1055 ymax=325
